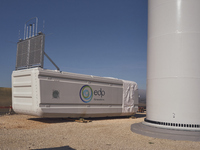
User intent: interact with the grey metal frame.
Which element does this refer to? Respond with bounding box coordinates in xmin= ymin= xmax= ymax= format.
xmin=24 ymin=17 xmax=38 ymax=40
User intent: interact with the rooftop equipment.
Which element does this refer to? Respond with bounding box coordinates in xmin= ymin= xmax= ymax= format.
xmin=16 ymin=17 xmax=59 ymax=71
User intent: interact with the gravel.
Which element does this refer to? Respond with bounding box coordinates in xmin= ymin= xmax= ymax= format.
xmin=0 ymin=113 xmax=200 ymax=150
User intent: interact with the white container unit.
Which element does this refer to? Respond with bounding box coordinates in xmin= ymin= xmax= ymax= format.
xmin=146 ymin=0 xmax=200 ymax=130
xmin=12 ymin=67 xmax=138 ymax=118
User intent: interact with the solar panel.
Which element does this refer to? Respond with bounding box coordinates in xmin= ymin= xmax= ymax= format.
xmin=16 ymin=34 xmax=45 ymax=70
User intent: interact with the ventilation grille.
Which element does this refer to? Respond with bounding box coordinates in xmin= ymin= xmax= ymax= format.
xmin=145 ymin=118 xmax=200 ymax=128
xmin=16 ymin=34 xmax=45 ymax=70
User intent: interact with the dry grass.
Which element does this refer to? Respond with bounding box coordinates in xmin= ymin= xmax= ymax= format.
xmin=0 ymin=87 xmax=12 ymax=106
xmin=0 ymin=87 xmax=12 ymax=114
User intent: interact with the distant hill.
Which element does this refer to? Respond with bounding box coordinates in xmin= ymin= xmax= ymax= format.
xmin=0 ymin=87 xmax=12 ymax=106
xmin=138 ymin=89 xmax=146 ymax=107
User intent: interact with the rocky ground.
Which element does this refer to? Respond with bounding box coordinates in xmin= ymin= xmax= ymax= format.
xmin=0 ymin=113 xmax=200 ymax=150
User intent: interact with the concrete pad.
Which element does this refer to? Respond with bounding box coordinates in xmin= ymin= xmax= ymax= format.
xmin=131 ymin=122 xmax=200 ymax=141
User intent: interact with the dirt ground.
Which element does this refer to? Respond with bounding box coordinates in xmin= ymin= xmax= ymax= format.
xmin=0 ymin=113 xmax=200 ymax=150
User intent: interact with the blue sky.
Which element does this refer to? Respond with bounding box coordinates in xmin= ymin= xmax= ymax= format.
xmin=0 ymin=0 xmax=147 ymax=89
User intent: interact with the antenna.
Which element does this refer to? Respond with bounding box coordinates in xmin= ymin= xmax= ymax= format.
xmin=24 ymin=17 xmax=38 ymax=40
xmin=29 ymin=24 xmax=32 ymax=38
xmin=43 ymin=20 xmax=45 ymax=33
xmin=26 ymin=26 xmax=28 ymax=39
xmin=16 ymin=17 xmax=60 ymax=71
xmin=32 ymin=23 xmax=35 ymax=37
xmin=18 ymin=30 xmax=20 ymax=40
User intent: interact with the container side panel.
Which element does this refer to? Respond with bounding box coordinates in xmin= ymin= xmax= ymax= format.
xmin=13 ymin=97 xmax=32 ymax=105
xmin=12 ymin=70 xmax=34 ymax=114
xmin=39 ymin=79 xmax=123 ymax=105
xmin=38 ymin=70 xmax=127 ymax=117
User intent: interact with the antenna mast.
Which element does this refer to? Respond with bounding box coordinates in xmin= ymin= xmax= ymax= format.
xmin=16 ymin=17 xmax=60 ymax=71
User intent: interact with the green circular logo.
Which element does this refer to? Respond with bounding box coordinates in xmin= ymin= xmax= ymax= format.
xmin=79 ymin=85 xmax=93 ymax=103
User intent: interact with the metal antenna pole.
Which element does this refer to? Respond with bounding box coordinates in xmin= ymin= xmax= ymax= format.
xmin=24 ymin=17 xmax=38 ymax=38
xmin=44 ymin=52 xmax=60 ymax=71
xmin=43 ymin=20 xmax=45 ymax=33
xmin=32 ymin=24 xmax=35 ymax=37
xmin=18 ymin=30 xmax=20 ymax=40
xmin=29 ymin=24 xmax=32 ymax=38
xmin=26 ymin=26 xmax=28 ymax=39
xmin=36 ymin=17 xmax=38 ymax=36
xmin=24 ymin=24 xmax=26 ymax=40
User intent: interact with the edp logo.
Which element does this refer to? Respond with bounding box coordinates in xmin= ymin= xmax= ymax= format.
xmin=79 ymin=85 xmax=93 ymax=103
xmin=80 ymin=85 xmax=106 ymax=103
xmin=94 ymin=88 xmax=105 ymax=98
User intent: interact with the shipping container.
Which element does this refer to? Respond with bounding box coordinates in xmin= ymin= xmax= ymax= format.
xmin=12 ymin=67 xmax=138 ymax=118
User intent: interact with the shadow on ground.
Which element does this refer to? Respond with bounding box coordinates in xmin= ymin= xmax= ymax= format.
xmin=28 ymin=118 xmax=75 ymax=124
xmin=91 ymin=113 xmax=146 ymax=121
xmin=134 ymin=113 xmax=146 ymax=118
xmin=28 ymin=113 xmax=146 ymax=124
xmin=33 ymin=145 xmax=75 ymax=150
